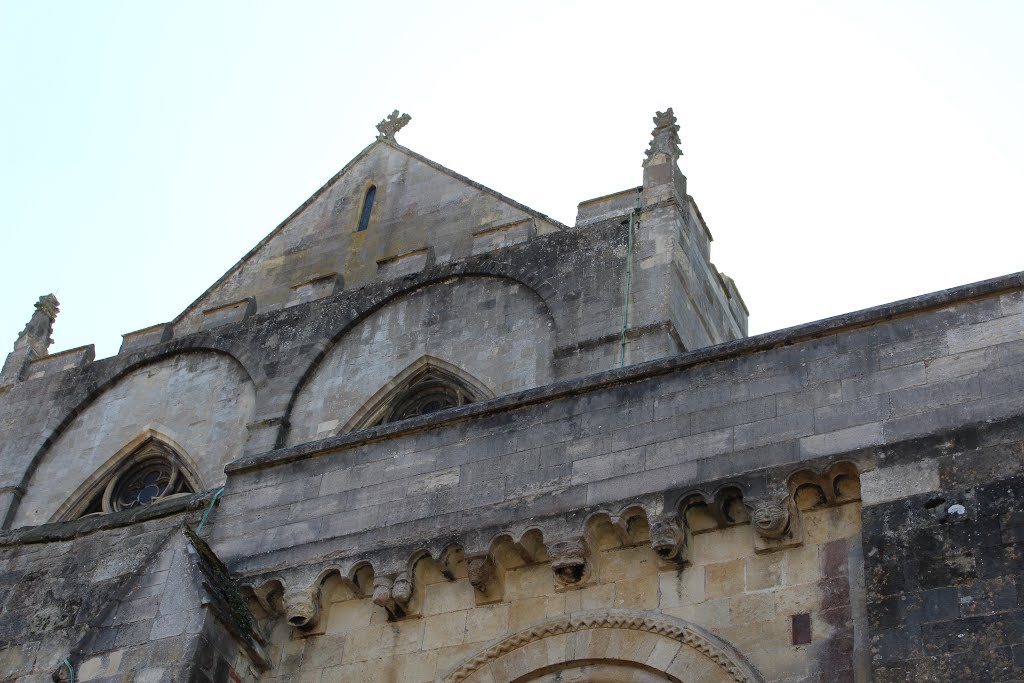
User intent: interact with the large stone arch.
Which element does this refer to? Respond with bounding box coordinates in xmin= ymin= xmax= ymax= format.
xmin=442 ymin=610 xmax=765 ymax=683
xmin=11 ymin=351 xmax=256 ymax=528
xmin=285 ymin=275 xmax=556 ymax=446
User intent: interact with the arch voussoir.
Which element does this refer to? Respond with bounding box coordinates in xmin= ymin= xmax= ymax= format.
xmin=442 ymin=609 xmax=765 ymax=683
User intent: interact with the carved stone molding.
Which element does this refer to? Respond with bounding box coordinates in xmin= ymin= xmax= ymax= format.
xmin=679 ymin=485 xmax=750 ymax=534
xmin=789 ymin=461 xmax=861 ymax=510
xmin=442 ymin=609 xmax=765 ymax=683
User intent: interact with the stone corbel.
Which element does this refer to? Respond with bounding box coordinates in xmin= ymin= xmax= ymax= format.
xmin=372 ymin=572 xmax=413 ymax=620
xmin=749 ymin=494 xmax=802 ymax=553
xmin=282 ymin=584 xmax=322 ymax=632
xmin=466 ymin=553 xmax=504 ymax=604
xmin=548 ymin=537 xmax=592 ymax=590
xmin=648 ymin=514 xmax=687 ymax=566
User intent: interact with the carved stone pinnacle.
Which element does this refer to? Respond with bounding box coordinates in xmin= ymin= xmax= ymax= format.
xmin=11 ymin=293 xmax=60 ymax=355
xmin=35 ymin=294 xmax=59 ymax=321
xmin=643 ymin=107 xmax=682 ymax=166
xmin=376 ymin=110 xmax=412 ymax=141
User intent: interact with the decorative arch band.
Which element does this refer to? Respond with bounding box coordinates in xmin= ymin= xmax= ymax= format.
xmin=442 ymin=609 xmax=765 ymax=683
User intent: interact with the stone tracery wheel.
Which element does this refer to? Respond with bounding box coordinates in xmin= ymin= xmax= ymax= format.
xmin=108 ymin=457 xmax=179 ymax=511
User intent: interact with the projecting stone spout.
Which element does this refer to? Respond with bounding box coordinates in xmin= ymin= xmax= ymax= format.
xmin=549 ymin=539 xmax=588 ymax=586
xmin=649 ymin=516 xmax=684 ymax=561
xmin=283 ymin=586 xmax=320 ymax=630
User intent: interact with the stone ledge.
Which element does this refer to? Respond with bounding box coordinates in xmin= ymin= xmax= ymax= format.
xmin=226 ymin=269 xmax=1024 ymax=474
xmin=0 ymin=489 xmax=219 ymax=546
xmin=223 ymin=415 xmax=1024 ymax=579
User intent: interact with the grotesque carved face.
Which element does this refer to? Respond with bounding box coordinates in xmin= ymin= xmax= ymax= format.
xmin=372 ymin=576 xmax=394 ymax=608
xmin=283 ymin=587 xmax=320 ymax=629
xmin=752 ymin=500 xmax=789 ymax=539
xmin=549 ymin=539 xmax=587 ymax=585
xmin=467 ymin=556 xmax=493 ymax=592
xmin=391 ymin=573 xmax=413 ymax=605
xmin=649 ymin=519 xmax=683 ymax=559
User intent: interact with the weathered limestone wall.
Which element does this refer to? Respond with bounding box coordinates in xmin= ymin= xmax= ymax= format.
xmin=215 ymin=279 xmax=1024 ymax=576
xmin=0 ymin=272 xmax=1020 ymax=682
xmin=255 ymin=498 xmax=865 ymax=682
xmin=0 ymin=111 xmax=1019 ymax=681
xmin=0 ymin=124 xmax=750 ymax=529
xmin=11 ymin=352 xmax=256 ymax=527
xmin=0 ymin=499 xmax=260 ymax=683
xmin=172 ymin=142 xmax=563 ymax=336
xmin=0 ymin=212 xmax=686 ymax=528
xmin=286 ymin=277 xmax=555 ymax=445
xmin=860 ymin=419 xmax=1024 ymax=681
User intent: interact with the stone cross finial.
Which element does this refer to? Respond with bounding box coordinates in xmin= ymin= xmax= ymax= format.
xmin=643 ymin=108 xmax=682 ymax=166
xmin=376 ymin=110 xmax=412 ymax=141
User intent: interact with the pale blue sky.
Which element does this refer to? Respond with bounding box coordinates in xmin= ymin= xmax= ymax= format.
xmin=2 ymin=1 xmax=1022 ymax=358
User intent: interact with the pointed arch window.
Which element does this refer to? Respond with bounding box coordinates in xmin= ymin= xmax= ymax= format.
xmin=344 ymin=358 xmax=494 ymax=432
xmin=357 ymin=185 xmax=377 ymax=232
xmin=379 ymin=369 xmax=476 ymax=424
xmin=66 ymin=438 xmax=198 ymax=520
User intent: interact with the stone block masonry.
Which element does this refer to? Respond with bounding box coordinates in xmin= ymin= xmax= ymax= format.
xmin=1 ymin=110 xmax=1022 ymax=682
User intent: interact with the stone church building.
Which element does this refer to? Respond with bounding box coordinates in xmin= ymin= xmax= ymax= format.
xmin=1 ymin=110 xmax=1022 ymax=682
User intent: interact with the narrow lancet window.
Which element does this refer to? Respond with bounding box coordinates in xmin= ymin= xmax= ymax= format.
xmin=357 ymin=185 xmax=376 ymax=232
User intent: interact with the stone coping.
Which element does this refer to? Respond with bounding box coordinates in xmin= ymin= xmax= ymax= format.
xmin=0 ymin=489 xmax=219 ymax=546
xmin=226 ymin=270 xmax=1024 ymax=474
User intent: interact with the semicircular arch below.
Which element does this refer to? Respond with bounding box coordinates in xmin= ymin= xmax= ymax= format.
xmin=442 ymin=609 xmax=765 ymax=683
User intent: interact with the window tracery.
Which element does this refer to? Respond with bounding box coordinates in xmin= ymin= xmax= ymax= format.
xmin=373 ymin=368 xmax=479 ymax=426
xmin=344 ymin=360 xmax=493 ymax=433
xmin=71 ymin=439 xmax=195 ymax=519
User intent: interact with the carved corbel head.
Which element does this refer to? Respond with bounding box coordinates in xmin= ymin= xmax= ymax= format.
xmin=372 ymin=574 xmax=411 ymax=620
xmin=549 ymin=539 xmax=588 ymax=586
xmin=282 ymin=585 xmax=320 ymax=630
xmin=392 ymin=571 xmax=413 ymax=607
xmin=372 ymin=575 xmax=396 ymax=611
xmin=751 ymin=498 xmax=791 ymax=540
xmin=467 ymin=555 xmax=494 ymax=593
xmin=649 ymin=516 xmax=685 ymax=561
